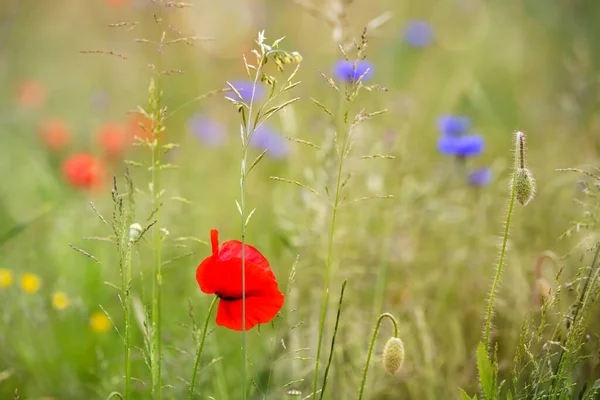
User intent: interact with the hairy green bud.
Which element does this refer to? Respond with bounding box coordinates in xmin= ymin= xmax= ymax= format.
xmin=515 ymin=168 xmax=535 ymax=206
xmin=382 ymin=337 xmax=405 ymax=376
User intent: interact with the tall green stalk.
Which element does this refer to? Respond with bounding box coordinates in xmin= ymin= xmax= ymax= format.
xmin=150 ymin=10 xmax=165 ymax=397
xmin=483 ymin=133 xmax=520 ymax=350
xmin=124 ymin=242 xmax=133 ymax=399
xmin=312 ymin=94 xmax=352 ymax=400
xmin=238 ymin=53 xmax=265 ymax=400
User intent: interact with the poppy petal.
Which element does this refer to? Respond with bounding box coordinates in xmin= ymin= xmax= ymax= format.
xmin=195 ymin=256 xmax=220 ymax=294
xmin=215 ymin=283 xmax=284 ymax=331
xmin=210 ymin=229 xmax=219 ymax=255
xmin=219 ymin=240 xmax=270 ymax=270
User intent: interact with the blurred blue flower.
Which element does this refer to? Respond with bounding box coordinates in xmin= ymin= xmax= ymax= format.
xmin=438 ymin=134 xmax=485 ymax=157
xmin=437 ymin=115 xmax=471 ymax=136
xmin=467 ymin=168 xmax=493 ymax=186
xmin=250 ymin=126 xmax=289 ymax=159
xmin=229 ymin=80 xmax=265 ymax=103
xmin=333 ymin=60 xmax=374 ymax=82
xmin=187 ymin=114 xmax=226 ymax=147
xmin=403 ymin=20 xmax=434 ymax=48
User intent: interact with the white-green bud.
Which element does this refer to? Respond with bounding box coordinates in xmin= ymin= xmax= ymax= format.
xmin=382 ymin=337 xmax=405 ymax=376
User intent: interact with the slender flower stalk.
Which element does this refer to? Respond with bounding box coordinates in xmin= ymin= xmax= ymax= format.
xmin=358 ymin=313 xmax=400 ymax=399
xmin=483 ymin=131 xmax=524 ymax=350
xmin=188 ymin=296 xmax=218 ymax=399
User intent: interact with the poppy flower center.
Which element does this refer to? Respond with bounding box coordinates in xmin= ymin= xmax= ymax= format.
xmin=216 ymin=292 xmax=240 ymax=301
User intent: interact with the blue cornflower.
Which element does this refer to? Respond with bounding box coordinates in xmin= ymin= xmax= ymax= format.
xmin=187 ymin=114 xmax=226 ymax=147
xmin=229 ymin=80 xmax=265 ymax=103
xmin=467 ymin=168 xmax=493 ymax=186
xmin=437 ymin=134 xmax=485 ymax=157
xmin=403 ymin=20 xmax=434 ymax=48
xmin=333 ymin=60 xmax=374 ymax=82
xmin=250 ymin=126 xmax=289 ymax=159
xmin=437 ymin=115 xmax=471 ymax=136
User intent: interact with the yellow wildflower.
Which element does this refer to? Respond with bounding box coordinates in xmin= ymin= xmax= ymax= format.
xmin=20 ymin=273 xmax=41 ymax=293
xmin=90 ymin=311 xmax=111 ymax=333
xmin=52 ymin=291 xmax=70 ymax=310
xmin=0 ymin=268 xmax=13 ymax=288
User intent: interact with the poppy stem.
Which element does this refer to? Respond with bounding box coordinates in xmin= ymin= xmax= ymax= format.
xmin=188 ymin=296 xmax=218 ymax=399
xmin=483 ymin=132 xmax=520 ymax=351
xmin=357 ymin=313 xmax=399 ymax=400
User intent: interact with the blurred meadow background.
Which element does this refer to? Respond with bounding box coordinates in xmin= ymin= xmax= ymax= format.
xmin=2 ymin=0 xmax=600 ymax=399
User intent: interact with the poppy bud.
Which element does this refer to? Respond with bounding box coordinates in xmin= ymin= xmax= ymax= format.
xmin=382 ymin=337 xmax=404 ymax=376
xmin=514 ymin=168 xmax=535 ymax=206
xmin=129 ymin=223 xmax=142 ymax=242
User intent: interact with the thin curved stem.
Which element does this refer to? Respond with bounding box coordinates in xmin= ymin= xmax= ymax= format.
xmin=358 ymin=313 xmax=399 ymax=400
xmin=483 ymin=133 xmax=520 ymax=350
xmin=319 ymin=281 xmax=348 ymax=400
xmin=189 ymin=296 xmax=218 ymax=399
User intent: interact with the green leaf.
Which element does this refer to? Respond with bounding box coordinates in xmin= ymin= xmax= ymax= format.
xmin=458 ymin=388 xmax=476 ymax=400
xmin=477 ymin=342 xmax=495 ymax=400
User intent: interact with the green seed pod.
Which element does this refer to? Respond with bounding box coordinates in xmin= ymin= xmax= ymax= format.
xmin=514 ymin=168 xmax=535 ymax=206
xmin=382 ymin=337 xmax=404 ymax=376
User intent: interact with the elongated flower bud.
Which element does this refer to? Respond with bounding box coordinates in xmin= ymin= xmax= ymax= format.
xmin=515 ymin=168 xmax=535 ymax=206
xmin=382 ymin=337 xmax=405 ymax=375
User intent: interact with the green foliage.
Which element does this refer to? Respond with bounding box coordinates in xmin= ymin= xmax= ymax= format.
xmin=477 ymin=342 xmax=496 ymax=400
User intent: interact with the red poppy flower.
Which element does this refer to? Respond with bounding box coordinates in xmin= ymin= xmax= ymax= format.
xmin=196 ymin=229 xmax=284 ymax=331
xmin=62 ymin=153 xmax=105 ymax=190
xmin=97 ymin=122 xmax=129 ymax=158
xmin=39 ymin=118 xmax=69 ymax=150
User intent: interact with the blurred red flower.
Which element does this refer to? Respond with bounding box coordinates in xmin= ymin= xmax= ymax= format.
xmin=16 ymin=80 xmax=46 ymax=109
xmin=62 ymin=153 xmax=105 ymax=190
xmin=39 ymin=119 xmax=69 ymax=151
xmin=196 ymin=229 xmax=284 ymax=331
xmin=97 ymin=122 xmax=129 ymax=158
xmin=105 ymin=0 xmax=129 ymax=7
